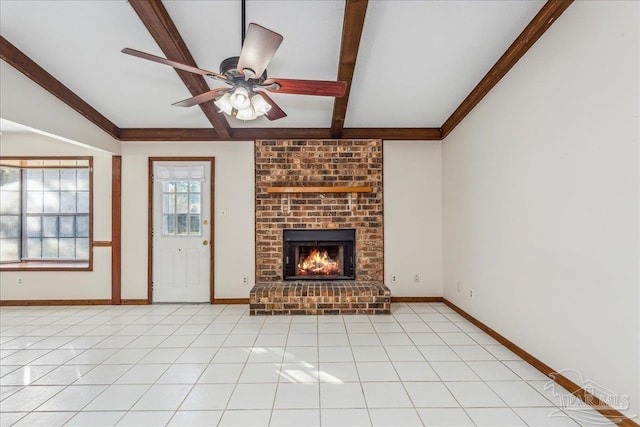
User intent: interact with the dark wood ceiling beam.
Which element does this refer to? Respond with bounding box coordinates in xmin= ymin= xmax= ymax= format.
xmin=440 ymin=0 xmax=573 ymax=139
xmin=119 ymin=128 xmax=221 ymax=141
xmin=119 ymin=128 xmax=330 ymax=141
xmin=231 ymin=128 xmax=332 ymax=141
xmin=128 ymin=0 xmax=231 ymax=139
xmin=342 ymin=128 xmax=441 ymax=140
xmin=330 ymin=0 xmax=369 ymax=138
xmin=0 ymin=36 xmax=120 ymax=140
xmin=118 ymin=127 xmax=441 ymax=142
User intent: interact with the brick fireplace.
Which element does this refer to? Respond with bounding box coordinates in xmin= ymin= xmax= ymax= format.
xmin=250 ymin=139 xmax=390 ymax=315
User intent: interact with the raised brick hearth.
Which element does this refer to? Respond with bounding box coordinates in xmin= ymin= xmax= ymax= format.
xmin=250 ymin=282 xmax=391 ymax=315
xmin=253 ymin=139 xmax=388 ymax=315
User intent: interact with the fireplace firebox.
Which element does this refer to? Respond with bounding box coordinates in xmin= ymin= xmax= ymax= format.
xmin=283 ymin=229 xmax=355 ymax=280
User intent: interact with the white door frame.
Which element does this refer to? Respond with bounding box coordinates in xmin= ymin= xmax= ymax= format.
xmin=148 ymin=157 xmax=215 ymax=303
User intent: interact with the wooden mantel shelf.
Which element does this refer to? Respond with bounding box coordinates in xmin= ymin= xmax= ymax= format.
xmin=267 ymin=186 xmax=372 ymax=194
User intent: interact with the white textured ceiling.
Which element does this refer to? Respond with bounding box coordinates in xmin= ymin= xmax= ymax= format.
xmin=348 ymin=0 xmax=546 ymax=127
xmin=0 ymin=0 xmax=545 ymax=130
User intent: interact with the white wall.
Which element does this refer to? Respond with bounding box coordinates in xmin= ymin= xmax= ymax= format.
xmin=120 ymin=141 xmax=255 ymax=300
xmin=0 ymin=62 xmax=119 ymax=154
xmin=384 ymin=140 xmax=442 ymax=296
xmin=442 ymin=1 xmax=639 ymax=418
xmin=0 ymin=132 xmax=113 ymax=300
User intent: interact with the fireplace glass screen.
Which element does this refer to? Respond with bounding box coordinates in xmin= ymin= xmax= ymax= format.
xmin=283 ymin=229 xmax=355 ymax=280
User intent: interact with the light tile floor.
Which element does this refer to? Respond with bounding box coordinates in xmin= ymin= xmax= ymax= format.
xmin=0 ymin=303 xmax=616 ymax=426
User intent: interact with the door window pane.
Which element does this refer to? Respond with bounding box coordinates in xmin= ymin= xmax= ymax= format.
xmin=176 ymin=194 xmax=188 ymax=213
xmin=176 ymin=214 xmax=188 ymax=235
xmin=189 ymin=194 xmax=201 ymax=214
xmin=163 ymin=194 xmax=175 ymax=213
xmin=189 ymin=215 xmax=200 ymax=235
xmin=162 ymin=181 xmax=175 ymax=193
xmin=189 ymin=181 xmax=201 ymax=193
xmin=176 ymin=181 xmax=188 ymax=193
xmin=163 ymin=214 xmax=175 ymax=235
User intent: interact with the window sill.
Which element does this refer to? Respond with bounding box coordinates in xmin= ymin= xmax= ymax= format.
xmin=0 ymin=261 xmax=91 ymax=272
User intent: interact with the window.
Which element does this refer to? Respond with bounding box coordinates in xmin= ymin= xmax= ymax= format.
xmin=162 ymin=180 xmax=202 ymax=236
xmin=155 ymin=163 xmax=205 ymax=237
xmin=0 ymin=157 xmax=92 ymax=268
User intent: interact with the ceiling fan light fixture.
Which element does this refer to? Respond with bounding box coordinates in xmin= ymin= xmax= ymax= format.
xmin=229 ymin=86 xmax=251 ymax=110
xmin=235 ymin=105 xmax=257 ymax=121
xmin=214 ymin=92 xmax=233 ymax=115
xmin=251 ymin=94 xmax=272 ymax=115
xmin=214 ymin=90 xmax=268 ymax=121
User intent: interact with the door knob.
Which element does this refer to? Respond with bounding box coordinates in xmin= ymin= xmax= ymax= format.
xmin=202 ymin=240 xmax=209 ymax=246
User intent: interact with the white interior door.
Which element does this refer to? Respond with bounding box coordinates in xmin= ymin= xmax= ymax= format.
xmin=152 ymin=161 xmax=211 ymax=303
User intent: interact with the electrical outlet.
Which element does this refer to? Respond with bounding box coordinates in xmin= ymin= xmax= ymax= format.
xmin=469 ymin=289 xmax=474 ymax=299
xmin=391 ymin=275 xmax=397 ymax=283
xmin=413 ymin=274 xmax=420 ymax=283
xmin=242 ymin=276 xmax=248 ymax=285
xmin=17 ymin=277 xmax=23 ymax=285
xmin=457 ymin=281 xmax=461 ymax=293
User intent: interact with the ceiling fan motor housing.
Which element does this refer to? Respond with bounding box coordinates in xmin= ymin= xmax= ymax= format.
xmin=220 ymin=56 xmax=267 ymax=84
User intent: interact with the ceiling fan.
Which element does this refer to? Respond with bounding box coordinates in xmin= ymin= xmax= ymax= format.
xmin=122 ymin=23 xmax=347 ymax=121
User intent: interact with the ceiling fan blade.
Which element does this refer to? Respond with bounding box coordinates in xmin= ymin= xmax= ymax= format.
xmin=122 ymin=48 xmax=227 ymax=81
xmin=237 ymin=23 xmax=283 ymax=78
xmin=263 ymin=78 xmax=347 ymax=97
xmin=254 ymin=91 xmax=287 ymax=121
xmin=172 ymin=88 xmax=228 ymax=108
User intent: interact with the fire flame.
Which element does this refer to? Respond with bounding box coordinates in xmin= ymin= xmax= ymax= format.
xmin=297 ymin=248 xmax=341 ymax=276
